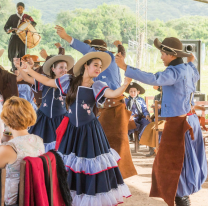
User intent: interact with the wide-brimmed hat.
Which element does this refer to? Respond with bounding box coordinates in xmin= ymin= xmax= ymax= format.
xmin=125 ymin=82 xmax=145 ymax=94
xmin=154 ymin=37 xmax=191 ymax=57
xmin=0 ymin=49 xmax=4 ymax=58
xmin=43 ymin=55 xmax=74 ymax=76
xmin=73 ymin=52 xmax=111 ymax=77
xmin=21 ymin=54 xmax=44 ymax=63
xmin=90 ymin=39 xmax=115 ymax=54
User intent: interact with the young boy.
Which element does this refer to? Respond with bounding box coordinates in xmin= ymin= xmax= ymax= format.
xmin=125 ymin=82 xmax=151 ymax=141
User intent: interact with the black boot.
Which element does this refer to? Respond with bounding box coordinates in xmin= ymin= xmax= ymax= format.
xmin=146 ymin=147 xmax=156 ymax=157
xmin=175 ymin=196 xmax=191 ymax=206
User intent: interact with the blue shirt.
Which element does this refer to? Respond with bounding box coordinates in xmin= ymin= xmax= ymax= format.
xmin=125 ymin=62 xmax=199 ymax=117
xmin=125 ymin=96 xmax=150 ymax=119
xmin=18 ymin=84 xmax=37 ymax=111
xmin=70 ymin=38 xmax=122 ymax=90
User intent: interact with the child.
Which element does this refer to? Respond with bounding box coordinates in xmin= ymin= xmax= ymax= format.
xmin=0 ymin=96 xmax=45 ymax=205
xmin=18 ymin=51 xmax=132 ymax=206
xmin=125 ymin=82 xmax=151 ymax=141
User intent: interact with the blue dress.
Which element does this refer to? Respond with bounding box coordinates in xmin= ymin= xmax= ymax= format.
xmin=29 ymin=79 xmax=68 ymax=147
xmin=47 ymin=74 xmax=131 ymax=206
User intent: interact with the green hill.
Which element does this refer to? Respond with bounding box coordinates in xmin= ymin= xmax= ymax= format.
xmin=12 ymin=0 xmax=208 ymax=23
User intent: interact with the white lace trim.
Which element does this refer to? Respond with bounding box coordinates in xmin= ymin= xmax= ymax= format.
xmin=71 ymin=184 xmax=131 ymax=206
xmin=44 ymin=141 xmax=121 ymax=175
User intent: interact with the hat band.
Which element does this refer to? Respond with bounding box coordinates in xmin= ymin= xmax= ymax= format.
xmin=161 ymin=44 xmax=183 ymax=54
xmin=90 ymin=44 xmax=107 ymax=49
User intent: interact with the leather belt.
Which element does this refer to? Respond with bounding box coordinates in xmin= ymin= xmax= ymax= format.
xmin=103 ymin=96 xmax=125 ymax=108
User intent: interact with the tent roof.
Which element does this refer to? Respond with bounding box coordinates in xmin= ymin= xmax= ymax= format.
xmin=194 ymin=0 xmax=208 ymax=3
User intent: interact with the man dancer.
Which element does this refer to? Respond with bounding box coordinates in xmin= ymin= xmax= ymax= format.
xmin=115 ymin=37 xmax=207 ymax=206
xmin=4 ymin=2 xmax=36 ymax=70
xmin=55 ymin=25 xmax=137 ymax=179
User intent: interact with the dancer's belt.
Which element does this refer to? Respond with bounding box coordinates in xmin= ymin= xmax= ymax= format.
xmin=103 ymin=97 xmax=125 ymax=108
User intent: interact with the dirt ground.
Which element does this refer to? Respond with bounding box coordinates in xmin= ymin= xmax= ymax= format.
xmin=122 ymin=143 xmax=208 ymax=206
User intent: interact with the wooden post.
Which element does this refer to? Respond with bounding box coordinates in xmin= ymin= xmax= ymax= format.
xmin=0 ymin=169 xmax=6 ymax=206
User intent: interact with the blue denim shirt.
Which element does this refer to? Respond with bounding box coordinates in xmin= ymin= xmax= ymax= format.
xmin=125 ymin=96 xmax=150 ymax=118
xmin=125 ymin=62 xmax=199 ymax=117
xmin=70 ymin=38 xmax=122 ymax=90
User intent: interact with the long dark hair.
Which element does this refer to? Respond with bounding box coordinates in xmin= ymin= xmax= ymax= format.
xmin=49 ymin=60 xmax=67 ymax=79
xmin=66 ymin=58 xmax=101 ymax=106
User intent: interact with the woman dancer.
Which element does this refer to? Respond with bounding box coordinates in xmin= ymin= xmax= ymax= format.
xmin=18 ymin=52 xmax=132 ymax=206
xmin=14 ymin=55 xmax=74 ymax=151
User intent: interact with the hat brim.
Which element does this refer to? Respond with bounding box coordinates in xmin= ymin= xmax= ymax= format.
xmin=125 ymin=82 xmax=145 ymax=94
xmin=154 ymin=38 xmax=191 ymax=58
xmin=73 ymin=52 xmax=111 ymax=77
xmin=43 ymin=55 xmax=74 ymax=76
xmin=0 ymin=49 xmax=5 ymax=58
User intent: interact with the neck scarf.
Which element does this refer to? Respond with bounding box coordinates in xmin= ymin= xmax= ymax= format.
xmin=16 ymin=12 xmax=24 ymax=27
xmin=168 ymin=57 xmax=184 ymax=66
xmin=126 ymin=95 xmax=143 ymax=115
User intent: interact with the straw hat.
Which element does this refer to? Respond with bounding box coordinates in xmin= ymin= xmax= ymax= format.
xmin=154 ymin=37 xmax=191 ymax=57
xmin=125 ymin=82 xmax=145 ymax=94
xmin=0 ymin=49 xmax=4 ymax=58
xmin=73 ymin=52 xmax=111 ymax=77
xmin=43 ymin=55 xmax=74 ymax=76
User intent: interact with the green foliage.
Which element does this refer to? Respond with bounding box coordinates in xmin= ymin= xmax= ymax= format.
xmin=11 ymin=0 xmax=208 ymax=23
xmin=0 ymin=0 xmax=15 ymax=48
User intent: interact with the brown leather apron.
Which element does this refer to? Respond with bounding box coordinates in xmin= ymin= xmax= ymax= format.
xmin=98 ymin=96 xmax=137 ymax=179
xmin=150 ymin=116 xmax=194 ymax=206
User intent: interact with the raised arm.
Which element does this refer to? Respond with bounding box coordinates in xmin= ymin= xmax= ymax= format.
xmin=187 ymin=54 xmax=199 ymax=83
xmin=16 ymin=61 xmax=57 ymax=88
xmin=104 ymin=77 xmax=132 ymax=98
xmin=115 ymin=52 xmax=178 ymax=86
xmin=55 ymin=25 xmax=94 ymax=55
xmin=14 ymin=59 xmax=35 ymax=85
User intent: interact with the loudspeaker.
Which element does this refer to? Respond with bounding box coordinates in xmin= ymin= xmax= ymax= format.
xmin=194 ymin=92 xmax=206 ymax=102
xmin=181 ymin=40 xmax=202 ymax=92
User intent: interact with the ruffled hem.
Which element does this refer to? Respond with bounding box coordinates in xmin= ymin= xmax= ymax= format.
xmin=70 ymin=184 xmax=131 ymax=206
xmin=44 ymin=141 xmax=121 ymax=175
xmin=44 ymin=141 xmax=56 ymax=152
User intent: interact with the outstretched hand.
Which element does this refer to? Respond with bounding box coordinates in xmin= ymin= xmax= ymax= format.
xmin=113 ymin=40 xmax=122 ymax=47
xmin=55 ymin=42 xmax=62 ymax=48
xmin=123 ymin=77 xmax=132 ymax=86
xmin=21 ymin=61 xmax=32 ymax=73
xmin=187 ymin=53 xmax=195 ymax=63
xmin=40 ymin=49 xmax=48 ymax=60
xmin=55 ymin=25 xmax=68 ymax=39
xmin=13 ymin=58 xmax=20 ymax=69
xmin=115 ymin=52 xmax=127 ymax=71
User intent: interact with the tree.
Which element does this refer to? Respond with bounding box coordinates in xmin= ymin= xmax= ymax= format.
xmin=0 ymin=0 xmax=15 ymax=49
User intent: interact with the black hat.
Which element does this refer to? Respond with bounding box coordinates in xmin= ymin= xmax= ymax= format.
xmin=17 ymin=2 xmax=25 ymax=8
xmin=154 ymin=37 xmax=191 ymax=57
xmin=125 ymin=82 xmax=145 ymax=94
